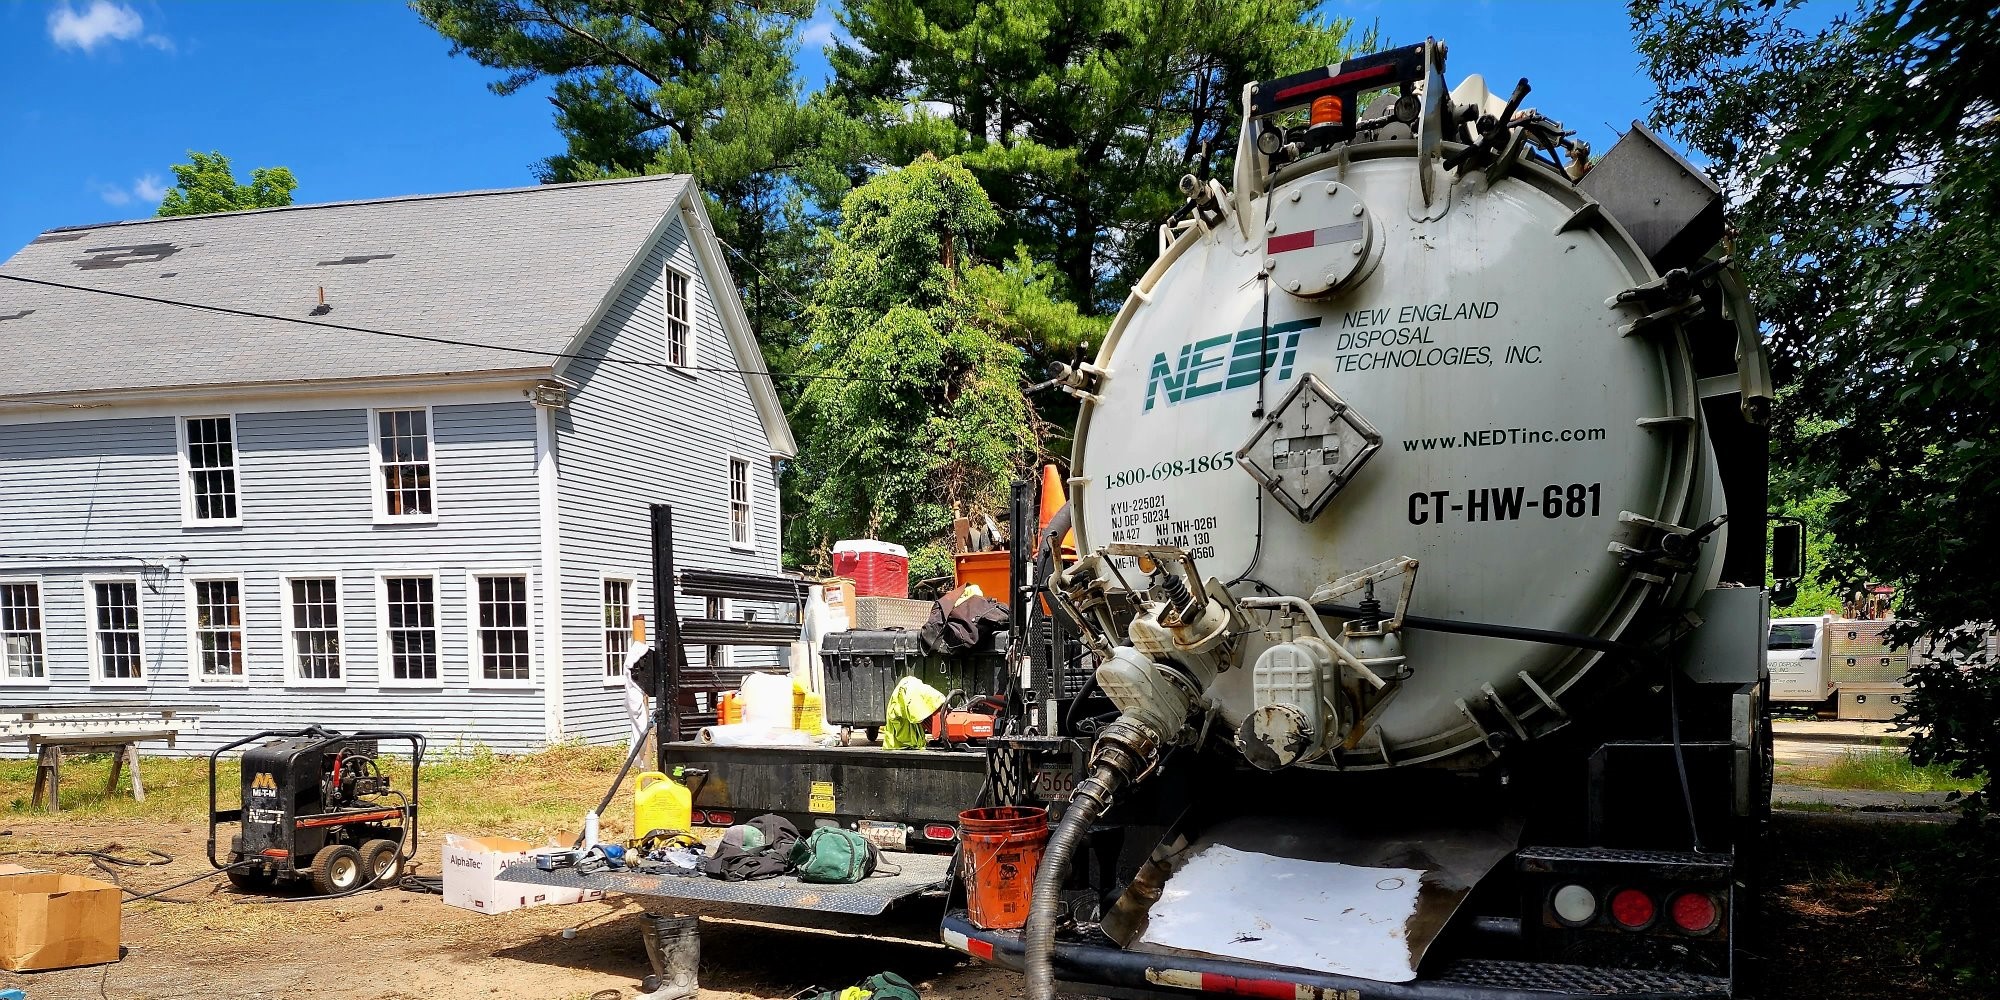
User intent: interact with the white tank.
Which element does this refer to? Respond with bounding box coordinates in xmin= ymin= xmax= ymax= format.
xmin=1070 ymin=120 xmax=1725 ymax=766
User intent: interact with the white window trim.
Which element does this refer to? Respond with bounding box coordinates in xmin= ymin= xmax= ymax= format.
xmin=280 ymin=572 xmax=347 ymax=689
xmin=375 ymin=570 xmax=444 ymax=688
xmin=84 ymin=575 xmax=148 ymax=688
xmin=176 ymin=414 xmax=243 ymax=527
xmin=183 ymin=574 xmax=250 ymax=686
xmin=466 ymin=568 xmax=536 ymax=690
xmin=663 ymin=261 xmax=697 ymax=374
xmin=726 ymin=452 xmax=757 ymax=552
xmin=367 ymin=405 xmax=441 ymax=526
xmin=599 ymin=570 xmax=639 ymax=688
xmin=0 ymin=576 xmax=51 ymax=687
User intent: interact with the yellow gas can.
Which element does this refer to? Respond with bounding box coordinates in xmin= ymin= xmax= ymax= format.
xmin=634 ymin=770 xmax=692 ymax=838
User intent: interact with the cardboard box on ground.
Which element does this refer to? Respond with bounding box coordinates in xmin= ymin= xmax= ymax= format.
xmin=0 ymin=869 xmax=120 ymax=972
xmin=442 ymin=835 xmax=604 ymax=914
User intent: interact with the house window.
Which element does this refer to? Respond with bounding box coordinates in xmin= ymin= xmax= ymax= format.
xmin=287 ymin=577 xmax=342 ymax=683
xmin=374 ymin=408 xmax=434 ymax=519
xmin=665 ymin=267 xmax=690 ymax=367
xmin=381 ymin=576 xmax=438 ymax=682
xmin=181 ymin=416 xmax=240 ymax=523
xmin=729 ymin=457 xmax=752 ymax=548
xmin=89 ymin=579 xmax=144 ymax=682
xmin=189 ymin=579 xmax=245 ymax=680
xmin=473 ymin=574 xmax=531 ymax=683
xmin=603 ymin=577 xmax=633 ymax=680
xmin=0 ymin=583 xmax=45 ymax=681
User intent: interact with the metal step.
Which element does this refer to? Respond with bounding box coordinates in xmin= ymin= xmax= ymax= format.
xmin=1515 ymin=845 xmax=1733 ymax=878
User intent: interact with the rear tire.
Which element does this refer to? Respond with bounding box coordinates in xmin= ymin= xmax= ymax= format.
xmin=310 ymin=845 xmax=363 ymax=896
xmin=359 ymin=838 xmax=403 ymax=887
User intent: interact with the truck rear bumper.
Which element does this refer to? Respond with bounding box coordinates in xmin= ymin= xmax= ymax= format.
xmin=939 ymin=911 xmax=1731 ymax=1000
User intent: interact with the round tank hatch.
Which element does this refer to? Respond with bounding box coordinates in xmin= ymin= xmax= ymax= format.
xmin=1263 ymin=180 xmax=1379 ymax=299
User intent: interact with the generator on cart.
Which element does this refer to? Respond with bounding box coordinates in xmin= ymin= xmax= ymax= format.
xmin=208 ymin=726 xmax=425 ymax=895
xmin=948 ymin=38 xmax=1778 ymax=1000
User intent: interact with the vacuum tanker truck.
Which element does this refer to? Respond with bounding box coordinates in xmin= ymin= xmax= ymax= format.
xmin=945 ymin=40 xmax=1778 ymax=1000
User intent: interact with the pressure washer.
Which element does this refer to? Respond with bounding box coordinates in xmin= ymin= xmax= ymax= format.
xmin=207 ymin=725 xmax=425 ymax=895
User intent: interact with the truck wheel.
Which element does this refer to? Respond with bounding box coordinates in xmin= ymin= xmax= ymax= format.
xmin=359 ymin=839 xmax=403 ymax=887
xmin=310 ymin=845 xmax=363 ymax=895
xmin=224 ymin=856 xmax=273 ymax=892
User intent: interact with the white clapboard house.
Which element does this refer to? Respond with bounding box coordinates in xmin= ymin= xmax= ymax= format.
xmin=0 ymin=176 xmax=794 ymax=752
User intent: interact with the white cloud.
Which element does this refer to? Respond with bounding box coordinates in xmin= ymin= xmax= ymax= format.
xmin=799 ymin=17 xmax=840 ymax=49
xmin=48 ymin=1 xmax=153 ymax=53
xmin=144 ymin=33 xmax=174 ymax=52
xmin=94 ymin=174 xmax=169 ymax=207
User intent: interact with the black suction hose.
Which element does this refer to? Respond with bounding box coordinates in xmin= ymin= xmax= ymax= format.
xmin=1025 ymin=764 xmax=1127 ymax=1000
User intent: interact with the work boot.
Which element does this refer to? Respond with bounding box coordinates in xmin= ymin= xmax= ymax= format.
xmin=635 ymin=911 xmax=698 ymax=1000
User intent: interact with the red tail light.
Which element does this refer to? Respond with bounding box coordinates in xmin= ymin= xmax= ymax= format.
xmin=924 ymin=824 xmax=958 ymax=841
xmin=1608 ymin=888 xmax=1656 ymax=930
xmin=703 ymin=810 xmax=734 ymax=827
xmin=1669 ymin=891 xmax=1722 ymax=934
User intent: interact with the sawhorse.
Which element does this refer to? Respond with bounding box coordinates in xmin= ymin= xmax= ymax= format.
xmin=29 ymin=730 xmax=173 ymax=811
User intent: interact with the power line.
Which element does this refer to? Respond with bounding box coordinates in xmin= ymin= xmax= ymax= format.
xmin=0 ymin=272 xmax=907 ymax=391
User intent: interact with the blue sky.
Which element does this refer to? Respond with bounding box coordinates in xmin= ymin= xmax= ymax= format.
xmin=2 ymin=1 xmax=1666 ymax=255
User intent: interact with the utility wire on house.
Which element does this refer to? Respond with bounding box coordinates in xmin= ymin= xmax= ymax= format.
xmin=0 ymin=272 xmax=914 ymax=392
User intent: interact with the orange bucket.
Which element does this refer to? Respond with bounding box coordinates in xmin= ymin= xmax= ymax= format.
xmin=959 ymin=806 xmax=1049 ymax=930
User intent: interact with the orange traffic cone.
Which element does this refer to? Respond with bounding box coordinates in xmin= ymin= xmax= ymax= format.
xmin=1039 ymin=463 xmax=1076 ymax=556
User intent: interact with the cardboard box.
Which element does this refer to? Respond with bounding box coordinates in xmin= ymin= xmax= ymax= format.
xmin=440 ymin=835 xmax=602 ymax=915
xmin=0 ymin=872 xmax=120 ymax=971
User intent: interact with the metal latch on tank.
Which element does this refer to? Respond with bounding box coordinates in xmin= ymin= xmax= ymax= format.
xmin=1235 ymin=373 xmax=1383 ymax=523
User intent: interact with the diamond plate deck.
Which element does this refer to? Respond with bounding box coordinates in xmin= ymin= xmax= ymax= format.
xmin=497 ymin=851 xmax=952 ymax=917
xmin=1433 ymin=958 xmax=1731 ymax=996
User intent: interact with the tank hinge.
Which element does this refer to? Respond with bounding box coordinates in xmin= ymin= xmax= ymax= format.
xmin=1235 ymin=374 xmax=1383 ymax=523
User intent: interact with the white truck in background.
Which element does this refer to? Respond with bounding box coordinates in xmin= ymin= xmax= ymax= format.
xmin=1766 ymin=615 xmax=1834 ymax=713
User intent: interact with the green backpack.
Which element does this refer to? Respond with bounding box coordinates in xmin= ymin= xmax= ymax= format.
xmin=804 ymin=971 xmax=922 ymax=1000
xmin=790 ymin=828 xmax=884 ymax=884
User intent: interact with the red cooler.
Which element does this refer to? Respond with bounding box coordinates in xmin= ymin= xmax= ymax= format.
xmin=832 ymin=540 xmax=911 ymax=598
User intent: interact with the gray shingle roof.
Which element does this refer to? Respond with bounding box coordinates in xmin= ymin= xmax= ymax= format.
xmin=0 ymin=174 xmax=691 ymax=397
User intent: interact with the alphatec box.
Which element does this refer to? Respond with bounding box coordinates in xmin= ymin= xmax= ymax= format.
xmin=441 ymin=835 xmax=603 ymax=914
xmin=0 ymin=871 xmax=121 ymax=971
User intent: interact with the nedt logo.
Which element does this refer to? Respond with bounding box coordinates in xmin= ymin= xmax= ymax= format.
xmin=1144 ymin=317 xmax=1318 ymax=411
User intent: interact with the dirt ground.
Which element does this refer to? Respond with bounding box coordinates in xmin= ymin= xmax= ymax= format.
xmin=0 ymin=812 xmax=1979 ymax=1000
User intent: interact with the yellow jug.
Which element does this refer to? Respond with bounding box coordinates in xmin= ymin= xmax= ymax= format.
xmin=634 ymin=770 xmax=692 ymax=839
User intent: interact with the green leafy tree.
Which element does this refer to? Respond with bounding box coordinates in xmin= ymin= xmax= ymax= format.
xmin=827 ymin=0 xmax=1369 ymax=312
xmin=412 ymin=0 xmax=853 ymax=349
xmin=155 ymin=152 xmax=297 ymax=217
xmin=1767 ymin=486 xmax=1848 ymax=618
xmin=788 ymin=155 xmax=1079 ymax=579
xmin=1636 ymin=0 xmax=1999 ymax=979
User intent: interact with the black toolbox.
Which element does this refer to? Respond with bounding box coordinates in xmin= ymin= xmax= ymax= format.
xmin=820 ymin=629 xmax=1007 ymax=734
